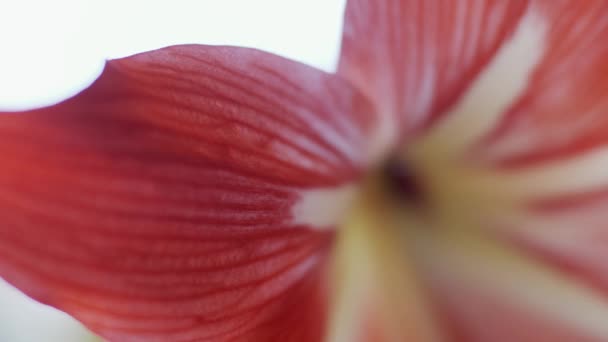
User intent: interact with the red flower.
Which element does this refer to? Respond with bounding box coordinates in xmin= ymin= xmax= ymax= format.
xmin=2 ymin=1 xmax=608 ymax=341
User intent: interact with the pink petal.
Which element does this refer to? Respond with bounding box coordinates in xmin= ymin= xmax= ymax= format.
xmin=433 ymin=5 xmax=608 ymax=339
xmin=338 ymin=0 xmax=528 ymax=140
xmin=431 ymin=272 xmax=602 ymax=342
xmin=410 ymin=230 xmax=608 ymax=342
xmin=0 ymin=45 xmax=375 ymax=341
xmin=477 ymin=1 xmax=608 ymax=166
xmin=350 ymin=2 xmax=608 ymax=340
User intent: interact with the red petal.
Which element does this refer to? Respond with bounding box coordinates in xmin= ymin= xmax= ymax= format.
xmin=338 ymin=0 xmax=528 ymax=137
xmin=411 ymin=231 xmax=608 ymax=342
xmin=0 ymin=45 xmax=374 ymax=341
xmin=339 ymin=1 xmax=608 ymax=340
xmin=430 ymin=274 xmax=603 ymax=342
xmin=475 ymin=1 xmax=608 ymax=166
xmin=415 ymin=3 xmax=608 ymax=337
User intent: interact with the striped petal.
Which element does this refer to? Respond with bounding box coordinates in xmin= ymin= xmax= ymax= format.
xmin=410 ymin=229 xmax=608 ymax=342
xmin=385 ymin=1 xmax=608 ymax=167
xmin=338 ymin=0 xmax=528 ymax=145
xmin=400 ymin=2 xmax=608 ymax=341
xmin=0 ymin=45 xmax=376 ymax=341
xmin=478 ymin=1 xmax=608 ymax=166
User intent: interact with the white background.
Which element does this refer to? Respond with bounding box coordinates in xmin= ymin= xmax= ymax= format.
xmin=0 ymin=0 xmax=345 ymax=340
xmin=0 ymin=0 xmax=345 ymax=110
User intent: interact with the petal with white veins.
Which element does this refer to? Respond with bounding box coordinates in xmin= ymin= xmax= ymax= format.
xmin=339 ymin=0 xmax=529 ymax=142
xmin=411 ymin=228 xmax=608 ymax=342
xmin=478 ymin=1 xmax=608 ymax=165
xmin=0 ymin=44 xmax=377 ymax=342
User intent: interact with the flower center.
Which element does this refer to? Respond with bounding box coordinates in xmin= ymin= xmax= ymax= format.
xmin=384 ymin=159 xmax=426 ymax=207
xmin=327 ymin=165 xmax=443 ymax=342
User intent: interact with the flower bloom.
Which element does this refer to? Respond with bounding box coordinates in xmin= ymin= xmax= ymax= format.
xmin=2 ymin=0 xmax=608 ymax=341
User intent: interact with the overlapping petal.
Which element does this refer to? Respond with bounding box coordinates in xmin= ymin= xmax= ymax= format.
xmin=411 ymin=229 xmax=606 ymax=342
xmin=0 ymin=45 xmax=376 ymax=341
xmin=430 ymin=5 xmax=608 ymax=339
xmin=340 ymin=1 xmax=608 ymax=341
xmin=479 ymin=1 xmax=608 ymax=165
xmin=339 ymin=0 xmax=528 ymax=141
xmin=4 ymin=0 xmax=608 ymax=340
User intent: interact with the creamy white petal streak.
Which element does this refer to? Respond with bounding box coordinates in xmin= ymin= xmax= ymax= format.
xmin=484 ymin=147 xmax=608 ymax=198
xmin=412 ymin=10 xmax=547 ymax=159
xmin=326 ymin=182 xmax=443 ymax=342
xmin=293 ymin=184 xmax=359 ymax=229
xmin=412 ymin=229 xmax=608 ymax=340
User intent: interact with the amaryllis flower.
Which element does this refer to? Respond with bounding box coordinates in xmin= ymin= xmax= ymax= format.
xmin=2 ymin=0 xmax=608 ymax=341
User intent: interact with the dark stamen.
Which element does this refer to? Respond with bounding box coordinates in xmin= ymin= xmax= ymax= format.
xmin=384 ymin=160 xmax=426 ymax=205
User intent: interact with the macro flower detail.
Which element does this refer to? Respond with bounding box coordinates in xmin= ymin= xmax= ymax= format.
xmin=2 ymin=1 xmax=608 ymax=341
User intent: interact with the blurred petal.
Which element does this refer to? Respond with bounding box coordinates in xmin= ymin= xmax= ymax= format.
xmin=344 ymin=1 xmax=608 ymax=165
xmin=477 ymin=1 xmax=608 ymax=165
xmin=341 ymin=1 xmax=608 ymax=341
xmin=496 ymin=195 xmax=608 ymax=333
xmin=411 ymin=229 xmax=608 ymax=342
xmin=327 ymin=180 xmax=442 ymax=342
xmin=395 ymin=3 xmax=608 ymax=339
xmin=0 ymin=45 xmax=376 ymax=341
xmin=338 ymin=0 xmax=528 ymax=144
